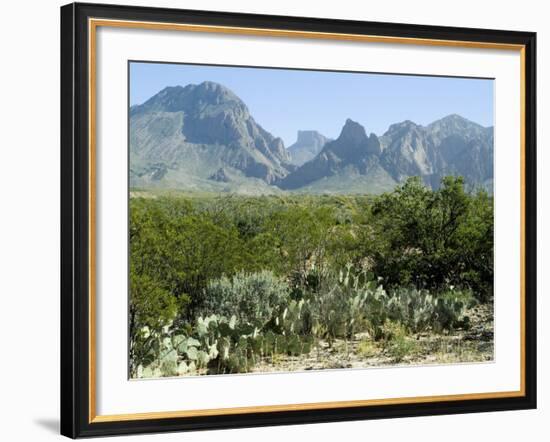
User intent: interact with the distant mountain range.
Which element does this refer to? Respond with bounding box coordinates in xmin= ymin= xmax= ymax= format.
xmin=130 ymin=81 xmax=494 ymax=194
xmin=287 ymin=131 xmax=331 ymax=166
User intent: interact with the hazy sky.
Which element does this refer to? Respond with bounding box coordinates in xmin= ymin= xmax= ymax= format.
xmin=130 ymin=61 xmax=494 ymax=147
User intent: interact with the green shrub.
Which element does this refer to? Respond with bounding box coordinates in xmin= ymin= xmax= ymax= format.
xmin=365 ymin=176 xmax=493 ymax=301
xmin=357 ymin=338 xmax=379 ymax=358
xmin=203 ymin=271 xmax=290 ymax=327
xmin=381 ymin=320 xmax=419 ymax=362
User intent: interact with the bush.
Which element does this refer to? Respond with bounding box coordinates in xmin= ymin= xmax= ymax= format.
xmin=357 ymin=338 xmax=379 ymax=358
xmin=365 ymin=176 xmax=493 ymax=301
xmin=203 ymin=271 xmax=290 ymax=327
xmin=381 ymin=320 xmax=419 ymax=362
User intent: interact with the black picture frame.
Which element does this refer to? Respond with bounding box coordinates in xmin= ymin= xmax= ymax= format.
xmin=61 ymin=2 xmax=537 ymax=438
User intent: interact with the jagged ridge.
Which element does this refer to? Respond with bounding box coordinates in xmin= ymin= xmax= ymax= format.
xmin=130 ymin=81 xmax=493 ymax=194
xmin=280 ymin=115 xmax=493 ymax=192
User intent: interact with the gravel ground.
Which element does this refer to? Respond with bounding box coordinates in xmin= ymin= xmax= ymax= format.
xmin=249 ymin=302 xmax=494 ymax=374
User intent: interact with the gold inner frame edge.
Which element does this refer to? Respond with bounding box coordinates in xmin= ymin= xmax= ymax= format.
xmin=87 ymin=17 xmax=527 ymax=424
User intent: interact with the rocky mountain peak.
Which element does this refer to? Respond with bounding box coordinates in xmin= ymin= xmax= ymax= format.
xmin=384 ymin=120 xmax=420 ymax=137
xmin=132 ymin=81 xmax=247 ymax=116
xmin=132 ymin=85 xmax=189 ymax=114
xmin=339 ymin=118 xmax=368 ymax=144
xmin=428 ymin=113 xmax=485 ymax=137
xmin=287 ymin=130 xmax=330 ymax=166
xmin=333 ymin=119 xmax=381 ymax=158
xmin=278 ymin=119 xmax=383 ymax=190
xmin=433 ymin=113 xmax=470 ymax=125
xmin=130 ymin=81 xmax=293 ymax=186
xmin=191 ymin=81 xmax=245 ymax=107
xmin=296 ymin=130 xmax=326 ymax=145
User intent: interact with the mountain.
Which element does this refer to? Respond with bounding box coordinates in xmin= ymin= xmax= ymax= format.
xmin=130 ymin=81 xmax=294 ymax=191
xmin=278 ymin=119 xmax=390 ymax=191
xmin=130 ymin=81 xmax=493 ymax=194
xmin=287 ymin=130 xmax=330 ymax=166
xmin=279 ymin=115 xmax=493 ymax=193
xmin=379 ymin=114 xmax=493 ymax=190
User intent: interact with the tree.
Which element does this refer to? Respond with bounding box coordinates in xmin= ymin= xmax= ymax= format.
xmin=364 ymin=176 xmax=493 ymax=300
xmin=264 ymin=205 xmax=334 ymax=288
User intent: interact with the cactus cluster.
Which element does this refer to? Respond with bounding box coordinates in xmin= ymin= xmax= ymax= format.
xmin=135 ymin=268 xmax=473 ymax=378
xmin=137 ymin=310 xmax=315 ymax=377
xmin=381 ymin=287 xmax=472 ymax=334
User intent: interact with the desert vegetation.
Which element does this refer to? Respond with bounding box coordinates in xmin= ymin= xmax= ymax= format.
xmin=129 ymin=176 xmax=493 ymax=378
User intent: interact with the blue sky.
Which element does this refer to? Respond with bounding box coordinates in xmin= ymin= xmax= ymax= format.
xmin=130 ymin=61 xmax=494 ymax=147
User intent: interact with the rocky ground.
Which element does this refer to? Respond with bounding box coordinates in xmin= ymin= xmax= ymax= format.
xmin=250 ymin=302 xmax=494 ymax=374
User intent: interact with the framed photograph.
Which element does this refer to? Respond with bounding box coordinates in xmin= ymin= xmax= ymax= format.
xmin=60 ymin=2 xmax=536 ymax=438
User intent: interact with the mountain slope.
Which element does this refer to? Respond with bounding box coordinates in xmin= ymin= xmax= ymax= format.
xmin=278 ymin=119 xmax=384 ymax=190
xmin=130 ymin=81 xmax=294 ymax=189
xmin=380 ymin=114 xmax=493 ymax=190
